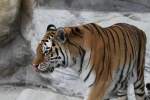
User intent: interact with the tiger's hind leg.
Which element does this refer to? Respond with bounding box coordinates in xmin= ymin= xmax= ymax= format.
xmin=133 ymin=73 xmax=146 ymax=100
xmin=133 ymin=53 xmax=146 ymax=99
xmin=115 ymin=81 xmax=128 ymax=100
xmin=106 ymin=70 xmax=129 ymax=100
xmin=133 ymin=31 xmax=146 ymax=100
xmin=109 ymin=80 xmax=128 ymax=100
xmin=131 ymin=61 xmax=146 ymax=100
xmin=133 ymin=62 xmax=146 ymax=100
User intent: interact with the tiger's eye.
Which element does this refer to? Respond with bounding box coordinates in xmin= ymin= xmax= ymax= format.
xmin=46 ymin=47 xmax=50 ymax=49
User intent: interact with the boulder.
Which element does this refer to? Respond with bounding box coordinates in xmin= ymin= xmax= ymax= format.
xmin=0 ymin=0 xmax=20 ymax=46
xmin=0 ymin=0 xmax=34 ymax=77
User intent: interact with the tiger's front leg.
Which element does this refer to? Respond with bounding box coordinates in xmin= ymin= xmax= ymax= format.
xmin=83 ymin=87 xmax=92 ymax=100
xmin=85 ymin=81 xmax=112 ymax=100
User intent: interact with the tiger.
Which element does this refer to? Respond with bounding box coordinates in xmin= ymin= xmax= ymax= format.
xmin=32 ymin=23 xmax=150 ymax=100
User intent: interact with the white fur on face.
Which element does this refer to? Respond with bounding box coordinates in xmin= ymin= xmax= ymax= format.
xmin=42 ymin=39 xmax=52 ymax=54
xmin=46 ymin=39 xmax=52 ymax=48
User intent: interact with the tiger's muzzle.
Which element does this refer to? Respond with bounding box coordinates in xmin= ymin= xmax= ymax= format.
xmin=32 ymin=56 xmax=65 ymax=73
xmin=32 ymin=63 xmax=55 ymax=73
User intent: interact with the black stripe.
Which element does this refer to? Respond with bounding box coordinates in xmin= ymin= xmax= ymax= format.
xmin=58 ymin=45 xmax=66 ymax=66
xmin=84 ymin=65 xmax=94 ymax=82
xmin=116 ymin=94 xmax=127 ymax=97
xmin=84 ymin=45 xmax=93 ymax=70
xmin=115 ymin=25 xmax=127 ymax=84
xmin=119 ymin=24 xmax=135 ymax=60
xmin=120 ymin=54 xmax=132 ymax=90
xmin=83 ymin=24 xmax=92 ymax=31
xmin=90 ymin=23 xmax=106 ymax=80
xmin=79 ymin=47 xmax=85 ymax=73
xmin=111 ymin=27 xmax=121 ymax=52
xmin=110 ymin=25 xmax=128 ymax=93
xmin=102 ymin=29 xmax=112 ymax=79
xmin=135 ymin=92 xmax=145 ymax=97
xmin=137 ymin=30 xmax=142 ymax=80
xmin=108 ymin=27 xmax=122 ymax=92
xmin=75 ymin=27 xmax=82 ymax=35
xmin=55 ymin=48 xmax=59 ymax=56
xmin=89 ymin=23 xmax=98 ymax=33
xmin=126 ymin=54 xmax=132 ymax=76
xmin=109 ymin=26 xmax=122 ymax=91
xmin=134 ymin=81 xmax=144 ymax=90
xmin=90 ymin=23 xmax=102 ymax=35
xmin=71 ymin=27 xmax=83 ymax=38
xmin=106 ymin=28 xmax=116 ymax=53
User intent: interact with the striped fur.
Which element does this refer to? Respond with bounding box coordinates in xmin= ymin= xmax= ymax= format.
xmin=32 ymin=23 xmax=150 ymax=100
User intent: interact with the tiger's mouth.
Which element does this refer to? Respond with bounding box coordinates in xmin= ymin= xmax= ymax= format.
xmin=32 ymin=61 xmax=65 ymax=73
xmin=32 ymin=64 xmax=55 ymax=73
xmin=39 ymin=66 xmax=55 ymax=73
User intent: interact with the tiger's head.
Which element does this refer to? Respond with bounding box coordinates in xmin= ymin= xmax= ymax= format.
xmin=32 ymin=24 xmax=69 ymax=73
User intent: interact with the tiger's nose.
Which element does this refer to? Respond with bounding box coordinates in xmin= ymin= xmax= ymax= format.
xmin=32 ymin=64 xmax=39 ymax=72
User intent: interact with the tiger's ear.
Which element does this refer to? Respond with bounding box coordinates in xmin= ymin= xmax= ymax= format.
xmin=47 ymin=24 xmax=57 ymax=31
xmin=56 ymin=28 xmax=66 ymax=43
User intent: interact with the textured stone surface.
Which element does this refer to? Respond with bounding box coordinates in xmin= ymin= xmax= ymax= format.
xmin=37 ymin=0 xmax=150 ymax=12
xmin=129 ymin=0 xmax=150 ymax=7
xmin=0 ymin=36 xmax=32 ymax=77
xmin=16 ymin=89 xmax=82 ymax=100
xmin=0 ymin=0 xmax=34 ymax=77
xmin=0 ymin=0 xmax=20 ymax=45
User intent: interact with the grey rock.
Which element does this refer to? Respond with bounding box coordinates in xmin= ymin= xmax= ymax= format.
xmin=0 ymin=0 xmax=20 ymax=45
xmin=0 ymin=35 xmax=32 ymax=77
xmin=0 ymin=0 xmax=34 ymax=77
xmin=37 ymin=0 xmax=150 ymax=12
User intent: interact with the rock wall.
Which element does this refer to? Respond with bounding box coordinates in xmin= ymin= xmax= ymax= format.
xmin=128 ymin=0 xmax=150 ymax=7
xmin=37 ymin=0 xmax=150 ymax=12
xmin=0 ymin=0 xmax=34 ymax=77
xmin=0 ymin=0 xmax=20 ymax=46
